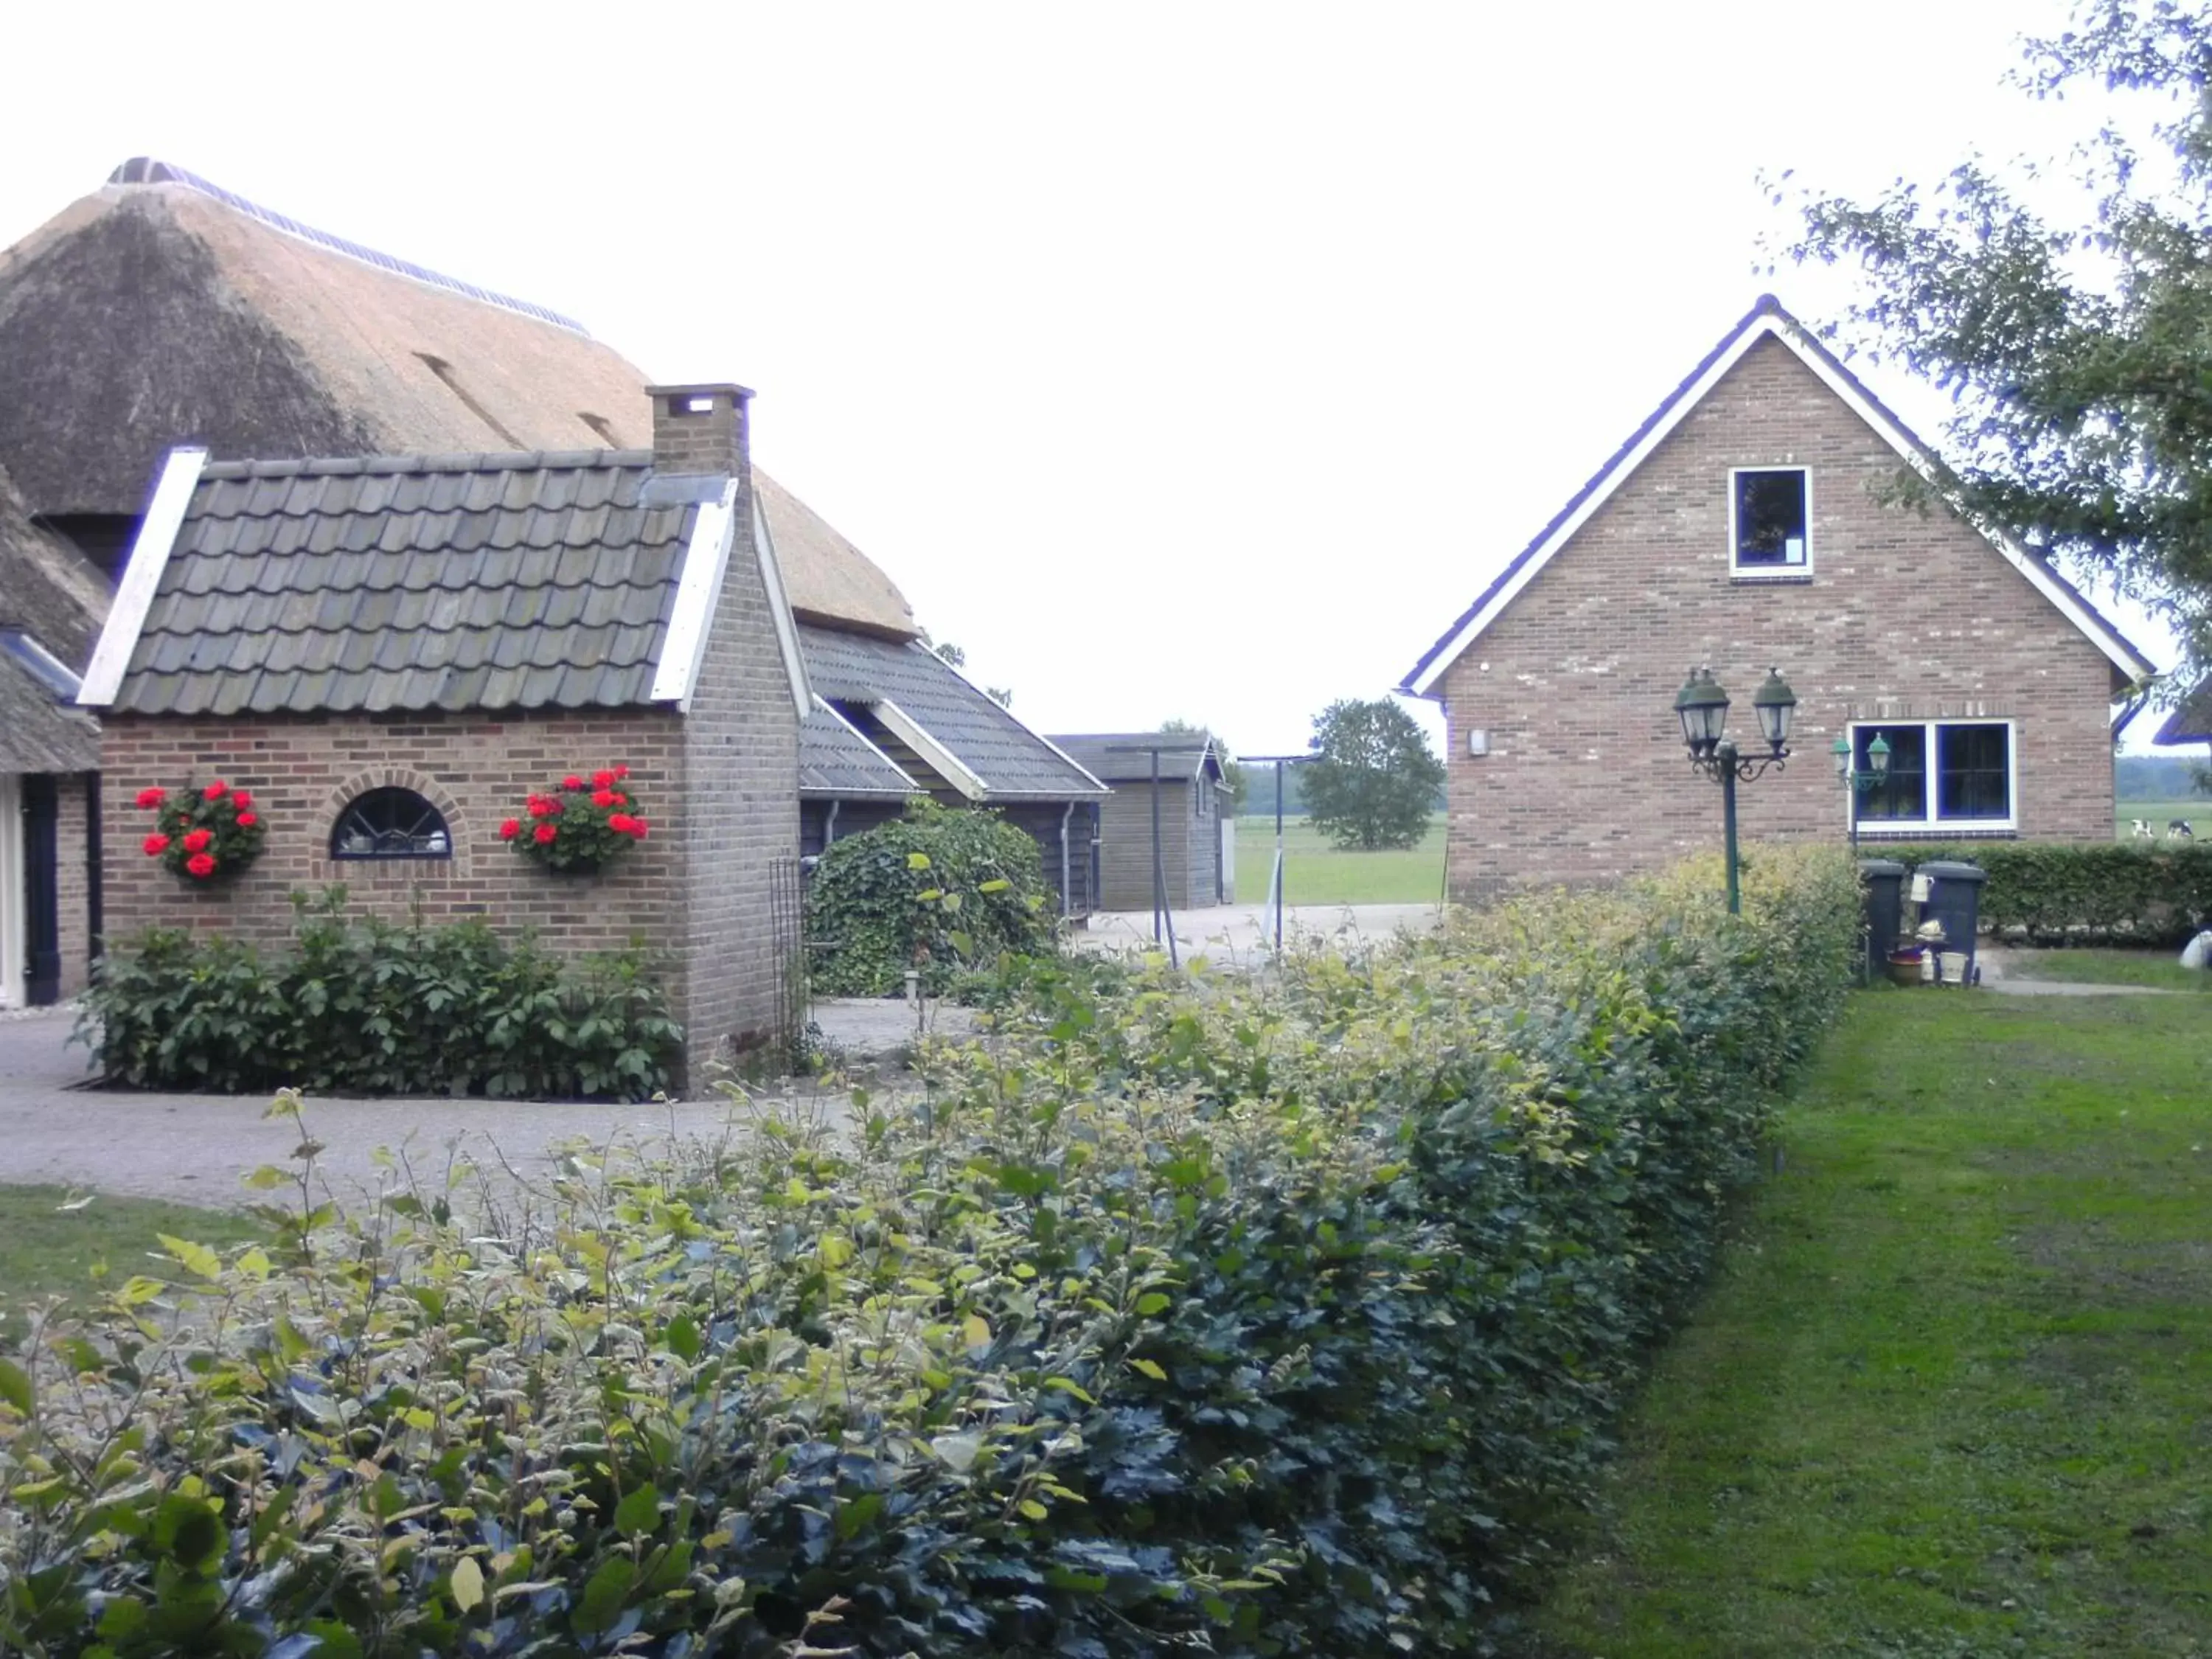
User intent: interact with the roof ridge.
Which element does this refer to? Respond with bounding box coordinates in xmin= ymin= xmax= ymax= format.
xmin=197 ymin=448 xmax=655 ymax=480
xmin=105 ymin=156 xmax=594 ymax=338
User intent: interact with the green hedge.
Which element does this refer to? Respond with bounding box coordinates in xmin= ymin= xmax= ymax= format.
xmin=809 ymin=800 xmax=1057 ymax=997
xmin=4 ymin=847 xmax=1858 ymax=1656
xmin=77 ymin=890 xmax=681 ymax=1099
xmin=1867 ymin=841 xmax=2212 ymax=943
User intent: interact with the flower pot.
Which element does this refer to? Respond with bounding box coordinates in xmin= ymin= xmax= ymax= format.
xmin=1885 ymin=949 xmax=1924 ymax=988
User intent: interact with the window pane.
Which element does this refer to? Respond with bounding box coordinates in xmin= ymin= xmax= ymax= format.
xmin=332 ymin=787 xmax=452 ymax=859
xmin=1938 ymin=724 xmax=2010 ymax=821
xmin=1856 ymin=726 xmax=1925 ymax=821
xmin=1735 ymin=470 xmax=1807 ymax=566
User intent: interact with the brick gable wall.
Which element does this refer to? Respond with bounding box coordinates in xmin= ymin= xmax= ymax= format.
xmin=1436 ymin=336 xmax=2119 ymax=899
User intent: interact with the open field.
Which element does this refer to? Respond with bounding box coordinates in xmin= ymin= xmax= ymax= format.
xmin=1232 ymin=813 xmax=1445 ymax=905
xmin=2117 ymin=798 xmax=2210 ymax=839
xmin=1537 ymin=987 xmax=2212 ymax=1657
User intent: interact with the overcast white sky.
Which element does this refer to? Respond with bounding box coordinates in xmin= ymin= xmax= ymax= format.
xmin=1 ymin=0 xmax=2176 ymax=754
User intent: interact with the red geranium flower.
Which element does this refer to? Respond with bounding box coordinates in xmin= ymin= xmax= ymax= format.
xmin=613 ymin=793 xmax=628 ymax=805
xmin=186 ymin=852 xmax=217 ymax=878
xmin=142 ymin=832 xmax=171 ymax=857
xmin=629 ymin=818 xmax=649 ymax=839
xmin=607 ymin=813 xmax=633 ymax=834
xmin=561 ymin=775 xmax=584 ymax=791
xmin=593 ymin=768 xmax=616 ymax=788
xmin=614 ymin=764 xmax=629 ymax=778
xmin=534 ymin=823 xmax=558 ymax=845
xmin=232 ymin=790 xmax=253 ymax=810
xmin=134 ymin=786 xmax=166 ymax=810
xmin=235 ymin=811 xmax=259 ymax=828
xmin=499 ymin=818 xmax=521 ymax=841
xmin=182 ymin=828 xmax=213 ymax=853
xmin=203 ymin=780 xmax=228 ymax=801
xmin=591 ymin=789 xmax=617 ymax=808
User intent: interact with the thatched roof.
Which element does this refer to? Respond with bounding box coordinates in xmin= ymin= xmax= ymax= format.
xmin=0 ymin=465 xmax=104 ymax=770
xmin=0 ymin=159 xmax=917 ymax=639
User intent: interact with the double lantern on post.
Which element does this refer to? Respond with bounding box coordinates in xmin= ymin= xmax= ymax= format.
xmin=1672 ymin=666 xmax=1797 ymax=915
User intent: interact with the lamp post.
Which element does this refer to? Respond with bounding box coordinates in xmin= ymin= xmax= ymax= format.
xmin=1673 ymin=665 xmax=1797 ymax=915
xmin=1829 ymin=731 xmax=1891 ymax=855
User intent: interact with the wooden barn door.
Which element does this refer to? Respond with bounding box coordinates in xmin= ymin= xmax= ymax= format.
xmin=21 ymin=776 xmax=61 ymax=1006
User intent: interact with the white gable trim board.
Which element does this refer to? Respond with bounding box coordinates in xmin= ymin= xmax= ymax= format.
xmin=753 ymin=495 xmax=813 ymax=720
xmin=1403 ymin=308 xmax=2157 ymax=698
xmin=650 ymin=482 xmax=737 ymax=710
xmin=872 ymin=698 xmax=990 ymax=801
xmin=77 ymin=445 xmax=209 ymax=709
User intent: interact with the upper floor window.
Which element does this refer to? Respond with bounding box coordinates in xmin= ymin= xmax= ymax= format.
xmin=332 ymin=787 xmax=451 ymax=860
xmin=1731 ymin=467 xmax=1810 ymax=578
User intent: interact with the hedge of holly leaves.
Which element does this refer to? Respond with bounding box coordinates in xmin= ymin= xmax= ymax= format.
xmin=0 ymin=845 xmax=1859 ymax=1658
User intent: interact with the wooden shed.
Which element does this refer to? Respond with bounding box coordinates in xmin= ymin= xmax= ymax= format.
xmin=1048 ymin=733 xmax=1235 ymax=911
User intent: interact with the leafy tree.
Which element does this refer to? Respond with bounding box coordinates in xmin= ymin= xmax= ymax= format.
xmin=1768 ymin=0 xmax=2212 ymax=680
xmin=1302 ymin=698 xmax=1445 ymax=850
xmin=1159 ymin=717 xmax=1247 ymax=810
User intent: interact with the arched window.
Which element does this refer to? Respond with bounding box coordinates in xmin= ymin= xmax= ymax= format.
xmin=331 ymin=787 xmax=452 ymax=860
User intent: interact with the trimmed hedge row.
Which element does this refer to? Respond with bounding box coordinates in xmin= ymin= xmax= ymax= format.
xmin=77 ymin=890 xmax=682 ymax=1099
xmin=1868 ymin=841 xmax=2212 ymax=943
xmin=2 ymin=847 xmax=1859 ymax=1657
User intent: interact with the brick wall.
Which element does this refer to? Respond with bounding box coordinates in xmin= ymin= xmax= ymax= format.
xmin=99 ymin=706 xmax=694 ymax=1037
xmin=674 ymin=471 xmax=801 ymax=1084
xmin=57 ymin=771 xmax=94 ymax=998
xmin=1436 ymin=337 xmax=2122 ymax=900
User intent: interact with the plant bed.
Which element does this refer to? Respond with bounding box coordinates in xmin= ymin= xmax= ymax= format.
xmin=74 ymin=888 xmax=681 ymax=1099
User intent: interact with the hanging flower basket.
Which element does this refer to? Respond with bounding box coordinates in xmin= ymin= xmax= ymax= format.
xmin=501 ymin=765 xmax=650 ymax=874
xmin=135 ymin=781 xmax=268 ymax=885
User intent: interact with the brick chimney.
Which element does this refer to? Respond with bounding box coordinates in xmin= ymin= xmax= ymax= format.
xmin=646 ymin=382 xmax=754 ymax=476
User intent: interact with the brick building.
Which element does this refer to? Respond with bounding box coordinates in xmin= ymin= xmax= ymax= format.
xmin=78 ymin=385 xmax=808 ymax=1085
xmin=0 ymin=157 xmax=1107 ymax=998
xmin=1400 ymin=296 xmax=2157 ymax=900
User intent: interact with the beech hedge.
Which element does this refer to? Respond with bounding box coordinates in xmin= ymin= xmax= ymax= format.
xmin=2 ymin=846 xmax=1858 ymax=1657
xmin=1871 ymin=841 xmax=2212 ymax=943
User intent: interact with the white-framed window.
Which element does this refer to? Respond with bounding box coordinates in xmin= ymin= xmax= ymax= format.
xmin=1730 ymin=466 xmax=1812 ymax=578
xmin=1849 ymin=720 xmax=2017 ymax=833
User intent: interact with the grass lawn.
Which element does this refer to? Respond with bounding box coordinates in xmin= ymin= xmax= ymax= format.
xmin=0 ymin=1186 xmax=260 ymax=1340
xmin=2115 ymin=797 xmax=2210 ymax=839
xmin=1537 ymin=987 xmax=2212 ymax=1657
xmin=1232 ymin=813 xmax=1444 ymax=905
xmin=2000 ymin=947 xmax=2212 ymax=992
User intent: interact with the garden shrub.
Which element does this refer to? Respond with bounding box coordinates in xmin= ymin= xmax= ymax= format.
xmin=78 ymin=888 xmax=681 ymax=1099
xmin=808 ymin=799 xmax=1057 ymax=996
xmin=4 ymin=847 xmax=1858 ymax=1657
xmin=1871 ymin=840 xmax=2212 ymax=943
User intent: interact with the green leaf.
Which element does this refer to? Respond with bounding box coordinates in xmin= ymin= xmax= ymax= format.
xmin=0 ymin=1357 xmax=29 ymax=1416
xmin=906 ymin=852 xmax=933 ymax=870
xmin=1134 ymin=1291 xmax=1172 ymax=1317
xmin=613 ymin=1484 xmax=661 ymax=1535
xmin=156 ymin=1234 xmax=223 ymax=1282
xmin=664 ymin=1315 xmax=702 ymax=1363
xmin=574 ymin=1557 xmax=636 ymax=1633
xmin=1129 ymin=1357 xmax=1167 ymax=1381
xmin=450 ymin=1554 xmax=484 ymax=1613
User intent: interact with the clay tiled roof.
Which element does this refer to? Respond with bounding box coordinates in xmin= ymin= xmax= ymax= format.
xmin=108 ymin=451 xmax=700 ymax=716
xmin=798 ymin=625 xmax=1107 ymax=800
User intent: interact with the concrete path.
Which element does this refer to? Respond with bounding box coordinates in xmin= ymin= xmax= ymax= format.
xmin=1077 ymin=902 xmax=1444 ymax=962
xmin=0 ymin=998 xmax=944 ymax=1212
